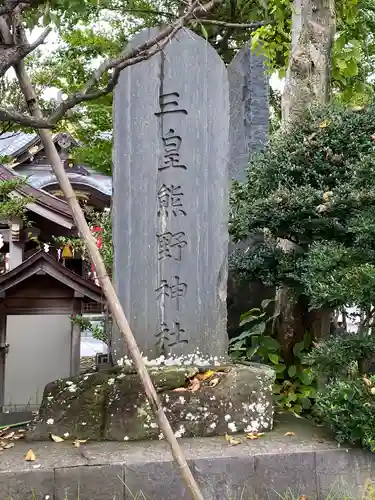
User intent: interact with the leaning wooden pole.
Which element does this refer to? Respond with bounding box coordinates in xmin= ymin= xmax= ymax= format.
xmin=0 ymin=29 xmax=204 ymax=500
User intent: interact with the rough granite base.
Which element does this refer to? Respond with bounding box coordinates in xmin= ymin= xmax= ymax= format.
xmin=27 ymin=362 xmax=275 ymax=442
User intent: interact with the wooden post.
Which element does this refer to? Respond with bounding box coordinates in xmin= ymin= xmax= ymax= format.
xmin=0 ymin=312 xmax=7 ymax=410
xmin=8 ymin=218 xmax=23 ymax=270
xmin=70 ymin=297 xmax=82 ymax=376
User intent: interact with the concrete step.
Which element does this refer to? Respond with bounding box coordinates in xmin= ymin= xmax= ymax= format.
xmin=1 ymin=415 xmax=374 ymax=499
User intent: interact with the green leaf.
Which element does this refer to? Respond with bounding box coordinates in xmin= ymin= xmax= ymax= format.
xmin=274 ymin=363 xmax=286 ymax=374
xmin=200 ymin=24 xmax=209 ymax=40
xmin=293 ymin=341 xmax=305 ymax=358
xmin=239 ymin=313 xmax=265 ymax=327
xmin=261 ymin=298 xmax=274 ymax=309
xmin=261 ymin=336 xmax=280 ymax=351
xmin=268 ymin=353 xmax=280 ymax=364
xmin=246 ymin=345 xmax=259 ymax=359
xmin=288 ymin=365 xmax=297 ymax=377
xmin=298 ymin=370 xmax=314 ymax=385
xmin=300 ymin=397 xmax=312 ymax=410
xmin=229 ymin=322 xmax=266 ymax=345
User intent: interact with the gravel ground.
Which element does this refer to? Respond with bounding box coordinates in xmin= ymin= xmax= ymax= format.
xmin=80 ymin=356 xmax=96 ymax=373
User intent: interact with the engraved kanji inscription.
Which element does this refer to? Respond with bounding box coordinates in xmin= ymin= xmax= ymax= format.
xmin=157 ymin=231 xmax=187 ymax=261
xmin=159 ymin=129 xmax=186 ymax=171
xmin=155 ymin=321 xmax=188 ymax=351
xmin=155 ymin=276 xmax=187 ymax=310
xmin=154 ymin=92 xmax=187 ymax=117
xmin=157 ymin=184 xmax=187 ymax=218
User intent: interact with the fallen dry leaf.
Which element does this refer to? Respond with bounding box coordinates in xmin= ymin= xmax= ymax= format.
xmin=364 ymin=376 xmax=372 ymax=387
xmin=246 ymin=432 xmax=264 ymax=440
xmin=25 ymin=449 xmax=36 ymax=461
xmin=371 ymin=135 xmax=375 ymax=142
xmin=284 ymin=432 xmax=296 ymax=437
xmin=73 ymin=439 xmax=87 ymax=448
xmin=4 ymin=443 xmax=14 ymax=449
xmin=225 ymin=433 xmax=241 ymax=446
xmin=299 ymin=496 xmax=307 ymax=500
xmin=209 ymin=377 xmax=220 ymax=388
xmin=172 ymin=387 xmax=188 ymax=392
xmin=50 ymin=434 xmax=64 ymax=443
xmin=197 ymin=370 xmax=215 ymax=381
xmin=188 ymin=377 xmax=201 ymax=392
xmin=2 ymin=432 xmax=15 ymax=440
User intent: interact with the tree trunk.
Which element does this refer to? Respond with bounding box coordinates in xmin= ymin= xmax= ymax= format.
xmin=282 ymin=0 xmax=335 ymax=126
xmin=275 ymin=0 xmax=336 ymax=356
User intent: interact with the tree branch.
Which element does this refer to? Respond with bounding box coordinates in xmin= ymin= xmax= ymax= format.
xmin=0 ymin=18 xmax=51 ymax=78
xmin=198 ymin=19 xmax=267 ymax=29
xmin=0 ymin=0 xmax=37 ymax=16
xmin=0 ymin=0 xmax=225 ymax=129
xmin=0 ymin=104 xmax=51 ymax=127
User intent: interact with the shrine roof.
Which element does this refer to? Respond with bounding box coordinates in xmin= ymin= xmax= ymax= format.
xmin=0 ymin=131 xmax=37 ymax=158
xmin=0 ymin=164 xmax=74 ymax=229
xmin=0 ymin=250 xmax=103 ymax=303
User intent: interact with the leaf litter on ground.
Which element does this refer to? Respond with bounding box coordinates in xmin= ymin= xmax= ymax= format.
xmin=0 ymin=426 xmax=25 ymax=451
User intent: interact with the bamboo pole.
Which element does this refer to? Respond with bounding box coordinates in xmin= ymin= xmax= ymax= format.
xmin=0 ymin=22 xmax=204 ymax=500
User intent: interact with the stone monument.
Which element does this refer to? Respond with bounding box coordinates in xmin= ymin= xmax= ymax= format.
xmin=28 ymin=35 xmax=275 ymax=443
xmin=227 ymin=43 xmax=271 ymax=337
xmin=228 ymin=42 xmax=269 ymax=183
xmin=112 ymin=27 xmax=229 ymax=363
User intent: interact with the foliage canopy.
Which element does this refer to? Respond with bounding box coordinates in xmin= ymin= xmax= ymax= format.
xmin=230 ymin=103 xmax=375 ymax=319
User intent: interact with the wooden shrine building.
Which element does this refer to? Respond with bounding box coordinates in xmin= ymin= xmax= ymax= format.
xmin=0 ymin=131 xmax=111 ymax=413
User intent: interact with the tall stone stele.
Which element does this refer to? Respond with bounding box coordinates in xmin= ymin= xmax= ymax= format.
xmin=226 ymin=43 xmax=270 ymax=336
xmin=112 ymin=27 xmax=229 ymax=363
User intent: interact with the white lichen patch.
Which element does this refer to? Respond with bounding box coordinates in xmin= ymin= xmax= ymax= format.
xmin=174 ymin=425 xmax=186 ymax=438
xmin=124 ymin=436 xmax=129 ymax=441
xmin=67 ymin=384 xmax=77 ymax=393
xmin=209 ymin=422 xmax=217 ymax=429
xmin=178 ymin=396 xmax=185 ymax=405
xmin=116 ymin=350 xmax=226 ymax=370
xmin=107 ymin=378 xmax=115 ymax=386
xmin=46 ymin=418 xmax=54 ymax=425
xmin=224 ymin=414 xmax=231 ymax=422
xmin=227 ymin=421 xmax=237 ymax=432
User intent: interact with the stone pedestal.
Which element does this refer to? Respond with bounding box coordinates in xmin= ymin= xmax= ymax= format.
xmin=27 ymin=363 xmax=275 ymax=442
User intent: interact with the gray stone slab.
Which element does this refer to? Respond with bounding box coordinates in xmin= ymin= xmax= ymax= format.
xmin=112 ymin=27 xmax=229 ymax=362
xmin=0 ymin=411 xmax=33 ymax=427
xmin=316 ymin=448 xmax=375 ymax=498
xmin=254 ymin=451 xmax=317 ymax=499
xmin=193 ymin=456 xmax=255 ymax=499
xmin=0 ymin=469 xmax=54 ymax=500
xmin=124 ymin=461 xmax=191 ymax=500
xmin=55 ymin=464 xmax=124 ymax=500
xmin=228 ymin=43 xmax=269 ymax=183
